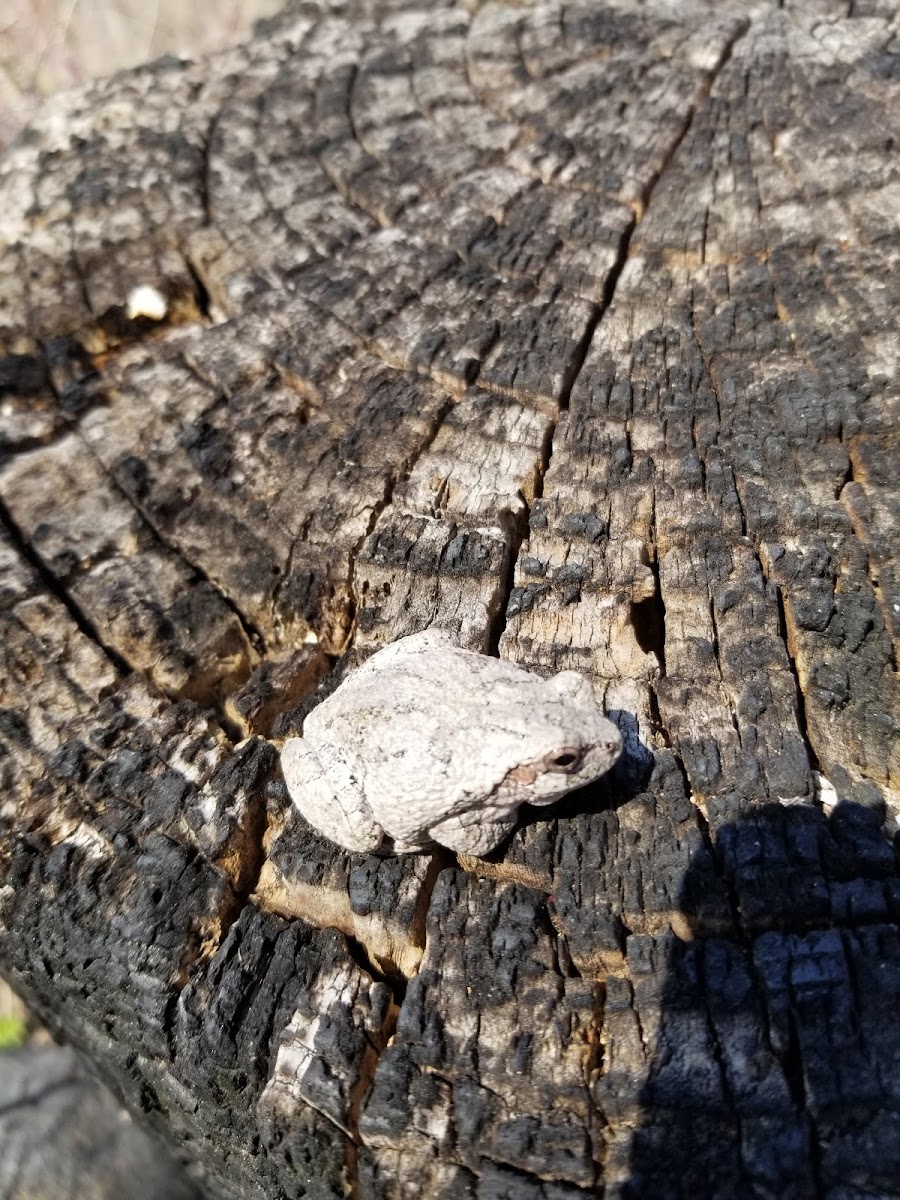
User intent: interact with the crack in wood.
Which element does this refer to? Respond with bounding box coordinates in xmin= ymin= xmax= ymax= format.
xmin=32 ymin=353 xmax=268 ymax=725
xmin=343 ymin=393 xmax=459 ymax=651
xmin=0 ymin=492 xmax=130 ymax=679
xmin=489 ymin=20 xmax=748 ymax=660
xmin=182 ymin=250 xmax=213 ymax=322
xmin=87 ymin=430 xmax=269 ymax=660
xmin=770 ymin=576 xmax=821 ymax=774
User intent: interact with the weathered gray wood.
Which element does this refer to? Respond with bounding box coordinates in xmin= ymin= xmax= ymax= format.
xmin=1 ymin=1 xmax=899 ymax=1198
xmin=0 ymin=1045 xmax=203 ymax=1200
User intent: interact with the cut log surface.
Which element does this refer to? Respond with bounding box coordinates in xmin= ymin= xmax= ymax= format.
xmin=0 ymin=0 xmax=898 ymax=1197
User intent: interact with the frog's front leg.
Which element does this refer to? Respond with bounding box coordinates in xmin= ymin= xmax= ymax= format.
xmin=281 ymin=737 xmax=386 ymax=854
xmin=426 ymin=811 xmax=517 ymax=857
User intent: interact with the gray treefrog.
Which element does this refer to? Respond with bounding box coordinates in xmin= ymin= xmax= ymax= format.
xmin=281 ymin=630 xmax=622 ymax=856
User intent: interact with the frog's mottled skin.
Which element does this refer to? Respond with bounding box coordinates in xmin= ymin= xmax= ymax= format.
xmin=281 ymin=630 xmax=623 ymax=856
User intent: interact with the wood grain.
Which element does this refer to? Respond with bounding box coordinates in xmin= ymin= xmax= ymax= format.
xmin=1 ymin=1 xmax=898 ymax=1197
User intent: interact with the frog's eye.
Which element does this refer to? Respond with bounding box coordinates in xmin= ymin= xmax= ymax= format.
xmin=547 ymin=747 xmax=583 ymax=772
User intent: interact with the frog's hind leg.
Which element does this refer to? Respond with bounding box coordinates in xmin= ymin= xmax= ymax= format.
xmin=281 ymin=738 xmax=386 ymax=854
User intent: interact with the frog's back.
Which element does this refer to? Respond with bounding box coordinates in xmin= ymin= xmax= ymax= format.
xmin=306 ymin=630 xmax=539 ymax=748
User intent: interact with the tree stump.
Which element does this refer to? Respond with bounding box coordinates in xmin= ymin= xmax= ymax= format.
xmin=1 ymin=1 xmax=898 ymax=1197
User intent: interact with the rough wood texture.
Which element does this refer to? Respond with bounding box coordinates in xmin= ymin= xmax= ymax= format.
xmin=1 ymin=1 xmax=898 ymax=1197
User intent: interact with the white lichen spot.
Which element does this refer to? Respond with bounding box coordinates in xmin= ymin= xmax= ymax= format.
xmin=258 ymin=965 xmax=358 ymax=1135
xmin=199 ymin=792 xmax=218 ymax=824
xmin=778 ymin=794 xmax=811 ymax=808
xmin=779 ymin=772 xmax=840 ymax=809
xmin=126 ymin=285 xmax=168 ymax=322
xmin=684 ymin=34 xmax=732 ymax=73
xmin=813 ymin=771 xmax=840 ymax=809
xmin=64 ymin=823 xmax=113 ymax=861
xmin=168 ymin=735 xmax=227 ymax=786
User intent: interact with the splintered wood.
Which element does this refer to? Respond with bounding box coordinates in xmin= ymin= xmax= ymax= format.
xmin=0 ymin=2 xmax=898 ymax=1198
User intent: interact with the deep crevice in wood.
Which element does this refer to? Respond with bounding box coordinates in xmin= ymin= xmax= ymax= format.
xmin=81 ymin=424 xmax=269 ymax=662
xmin=0 ymin=492 xmax=131 ymax=678
xmin=630 ymin=584 xmax=666 ymax=666
xmin=698 ymin=943 xmax=751 ymax=1182
xmin=344 ymin=392 xmax=458 ymax=650
xmin=772 ymin=579 xmax=820 ymax=774
xmin=635 ymin=15 xmax=751 ymax=220
xmin=490 ymin=211 xmax=637 ymax=652
xmin=182 ymin=251 xmax=212 ymax=322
